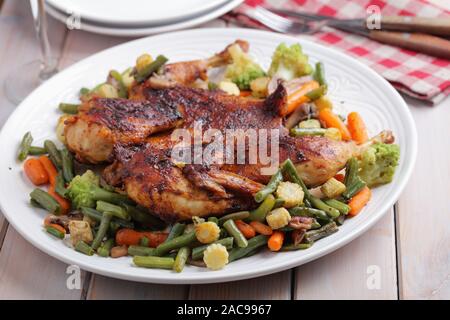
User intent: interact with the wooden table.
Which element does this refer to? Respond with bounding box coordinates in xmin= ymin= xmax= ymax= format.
xmin=0 ymin=0 xmax=448 ymax=300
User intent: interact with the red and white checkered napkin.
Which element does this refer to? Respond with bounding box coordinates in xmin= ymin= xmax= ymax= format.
xmin=224 ymin=0 xmax=450 ymax=104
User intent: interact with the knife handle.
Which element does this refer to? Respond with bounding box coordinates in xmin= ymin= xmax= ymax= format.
xmin=369 ymin=31 xmax=450 ymax=59
xmin=381 ymin=16 xmax=450 ymax=36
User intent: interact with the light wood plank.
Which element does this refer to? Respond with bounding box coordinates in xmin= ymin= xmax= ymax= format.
xmin=294 ymin=210 xmax=398 ymax=300
xmin=88 ymin=275 xmax=188 ymax=300
xmin=397 ymin=96 xmax=450 ymax=299
xmin=189 ymin=271 xmax=292 ymax=299
xmin=0 ymin=227 xmax=85 ymax=299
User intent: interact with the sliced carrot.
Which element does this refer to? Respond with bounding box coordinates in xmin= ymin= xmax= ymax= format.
xmin=334 ymin=173 xmax=345 ymax=183
xmin=347 ymin=112 xmax=369 ymax=144
xmin=318 ymin=108 xmax=351 ymax=141
xmin=348 ymin=186 xmax=372 ymax=216
xmin=268 ymin=231 xmax=284 ymax=252
xmin=115 ymin=229 xmax=168 ymax=247
xmin=24 ymin=158 xmax=49 ymax=185
xmin=48 ymin=185 xmax=71 ymax=215
xmin=235 ymin=220 xmax=256 ymax=239
xmin=249 ymin=221 xmax=273 ymax=236
xmin=39 ymin=155 xmax=58 ymax=186
xmin=282 ymin=80 xmax=319 ymax=116
xmin=239 ymin=90 xmax=252 ymax=97
xmin=47 ymin=223 xmax=66 ymax=235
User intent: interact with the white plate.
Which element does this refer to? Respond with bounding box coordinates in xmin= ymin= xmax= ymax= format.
xmin=46 ymin=0 xmax=243 ymax=37
xmin=0 ymin=29 xmax=417 ymax=284
xmin=47 ymin=0 xmax=230 ymax=26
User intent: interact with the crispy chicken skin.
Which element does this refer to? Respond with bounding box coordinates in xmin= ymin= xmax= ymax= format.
xmin=100 ymin=86 xmax=360 ymax=222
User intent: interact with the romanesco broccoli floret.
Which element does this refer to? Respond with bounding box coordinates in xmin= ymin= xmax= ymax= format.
xmin=268 ymin=43 xmax=312 ymax=81
xmin=224 ymin=44 xmax=266 ymax=90
xmin=359 ymin=143 xmax=400 ymax=187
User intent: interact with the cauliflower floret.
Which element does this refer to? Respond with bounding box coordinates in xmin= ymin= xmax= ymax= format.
xmin=321 ymin=177 xmax=346 ymax=198
xmin=359 ymin=143 xmax=400 ymax=187
xmin=203 ymin=243 xmax=229 ymax=270
xmin=218 ymin=81 xmax=240 ymax=96
xmin=68 ymin=220 xmax=93 ymax=246
xmin=299 ymin=119 xmax=321 ymax=129
xmin=195 ymin=221 xmax=221 ymax=244
xmin=275 ymin=182 xmax=304 ymax=208
xmin=266 ymin=207 xmax=291 ymax=229
xmin=268 ymin=43 xmax=312 ymax=81
xmin=250 ymin=77 xmax=270 ymax=98
xmin=224 ymin=44 xmax=266 ymax=90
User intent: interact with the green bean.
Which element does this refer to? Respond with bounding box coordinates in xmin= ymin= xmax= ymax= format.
xmin=173 ymin=247 xmax=190 ymax=273
xmin=133 ymin=256 xmax=175 ymax=269
xmin=121 ymin=203 xmax=165 ymax=229
xmin=309 ymin=196 xmax=340 ymax=219
xmin=314 ymin=62 xmax=326 ymax=86
xmin=45 ymin=225 xmax=65 ymax=239
xmin=248 ymin=195 xmax=275 ymax=222
xmin=60 ymin=148 xmax=74 ymax=182
xmin=223 ymin=220 xmax=247 ymax=248
xmin=254 ymin=169 xmax=283 ymax=203
xmin=135 ymin=55 xmax=168 ymax=83
xmin=55 ymin=172 xmax=67 ymax=198
xmin=166 ymin=223 xmax=186 ymax=242
xmin=58 ymin=103 xmax=80 ymax=114
xmin=75 ymin=241 xmax=94 ymax=256
xmin=343 ymin=179 xmax=366 ymax=200
xmin=324 ymin=199 xmax=350 ymax=215
xmin=30 ymin=198 xmax=43 ymax=208
xmin=96 ymin=201 xmax=129 ymax=220
xmin=44 ymin=140 xmax=62 ymax=168
xmin=28 ymin=146 xmax=47 ymax=155
xmin=311 ymin=218 xmax=321 ymax=229
xmin=228 ymin=235 xmax=268 ymax=262
xmin=305 ymin=85 xmax=327 ymax=101
xmin=79 ymin=87 xmax=90 ymax=95
xmin=18 ymin=132 xmax=33 ymax=161
xmin=281 ymin=243 xmax=312 ymax=251
xmin=108 ymin=70 xmax=127 ymax=98
xmin=218 ymin=211 xmax=250 ymax=225
xmin=154 ymin=232 xmax=197 ymax=257
xmin=128 ymin=245 xmax=156 ymax=256
xmin=191 ymin=237 xmax=234 ymax=260
xmin=30 ymin=188 xmax=61 ymax=214
xmin=273 ymin=198 xmax=285 ymax=208
xmin=278 ymin=226 xmax=295 ymax=232
xmin=344 ymin=158 xmax=358 ymax=186
xmin=208 ymin=217 xmax=219 ymax=225
xmin=91 ymin=212 xmax=112 ymax=250
xmin=290 ymin=127 xmax=326 ymax=137
xmin=97 ymin=238 xmax=114 ymax=257
xmin=289 ymin=206 xmax=330 ymax=222
xmin=81 ymin=207 xmax=134 ymax=229
xmin=305 ymin=222 xmax=338 ymax=243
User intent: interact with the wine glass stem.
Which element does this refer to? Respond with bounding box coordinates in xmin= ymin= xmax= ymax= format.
xmin=30 ymin=0 xmax=57 ymax=80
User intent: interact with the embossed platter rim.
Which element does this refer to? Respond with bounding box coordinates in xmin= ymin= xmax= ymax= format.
xmin=0 ymin=28 xmax=417 ymax=284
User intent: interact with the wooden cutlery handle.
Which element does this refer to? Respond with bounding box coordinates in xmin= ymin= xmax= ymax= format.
xmin=369 ymin=31 xmax=450 ymax=59
xmin=381 ymin=16 xmax=450 ymax=36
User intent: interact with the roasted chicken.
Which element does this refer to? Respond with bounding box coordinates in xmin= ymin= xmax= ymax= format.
xmin=63 ymin=41 xmax=393 ymax=222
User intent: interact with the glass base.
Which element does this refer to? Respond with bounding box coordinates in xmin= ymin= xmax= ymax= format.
xmin=4 ymin=59 xmax=58 ymax=105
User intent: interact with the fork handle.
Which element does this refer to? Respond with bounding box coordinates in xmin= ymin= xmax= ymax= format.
xmin=369 ymin=31 xmax=450 ymax=59
xmin=381 ymin=16 xmax=450 ymax=36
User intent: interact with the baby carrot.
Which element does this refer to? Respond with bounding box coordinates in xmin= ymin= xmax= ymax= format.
xmin=318 ymin=108 xmax=351 ymax=141
xmin=348 ymin=186 xmax=372 ymax=216
xmin=249 ymin=221 xmax=273 ymax=236
xmin=23 ymin=158 xmax=49 ymax=185
xmin=115 ymin=229 xmax=168 ymax=247
xmin=268 ymin=231 xmax=284 ymax=252
xmin=239 ymin=90 xmax=252 ymax=97
xmin=39 ymin=155 xmax=58 ymax=186
xmin=235 ymin=220 xmax=256 ymax=239
xmin=282 ymin=80 xmax=319 ymax=116
xmin=347 ymin=112 xmax=369 ymax=144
